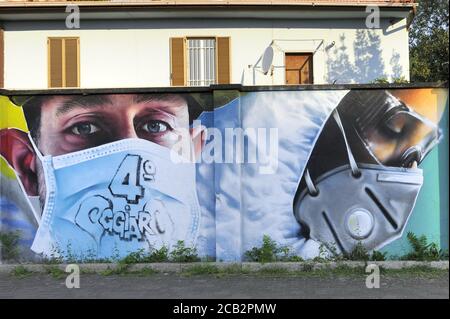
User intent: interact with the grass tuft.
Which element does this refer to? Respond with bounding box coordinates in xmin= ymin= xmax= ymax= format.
xmin=11 ymin=265 xmax=32 ymax=278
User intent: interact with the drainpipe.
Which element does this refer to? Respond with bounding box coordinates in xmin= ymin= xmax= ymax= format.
xmin=406 ymin=4 xmax=418 ymax=30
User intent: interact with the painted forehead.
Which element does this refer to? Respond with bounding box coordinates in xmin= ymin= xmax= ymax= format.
xmin=41 ymin=94 xmax=189 ymax=116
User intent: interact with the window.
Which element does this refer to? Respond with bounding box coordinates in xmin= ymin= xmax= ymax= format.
xmin=48 ymin=37 xmax=79 ymax=88
xmin=285 ymin=53 xmax=313 ymax=85
xmin=187 ymin=38 xmax=216 ymax=86
xmin=170 ymin=37 xmax=230 ymax=86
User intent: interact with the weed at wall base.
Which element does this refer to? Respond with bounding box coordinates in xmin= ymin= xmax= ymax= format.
xmin=0 ymin=231 xmax=21 ymax=262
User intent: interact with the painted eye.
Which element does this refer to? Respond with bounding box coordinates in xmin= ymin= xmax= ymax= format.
xmin=386 ymin=116 xmax=405 ymax=134
xmin=71 ymin=123 xmax=100 ymax=136
xmin=142 ymin=121 xmax=170 ymax=133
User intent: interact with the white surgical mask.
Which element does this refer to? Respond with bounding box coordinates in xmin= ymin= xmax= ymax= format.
xmin=30 ymin=138 xmax=201 ymax=260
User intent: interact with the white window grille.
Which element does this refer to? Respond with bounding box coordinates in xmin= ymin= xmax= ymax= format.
xmin=187 ymin=38 xmax=216 ymax=86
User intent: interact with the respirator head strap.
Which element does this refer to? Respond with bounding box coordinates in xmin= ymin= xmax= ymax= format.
xmin=304 ymin=109 xmax=361 ymax=196
xmin=332 ymin=109 xmax=361 ymax=177
xmin=304 ymin=169 xmax=319 ymax=196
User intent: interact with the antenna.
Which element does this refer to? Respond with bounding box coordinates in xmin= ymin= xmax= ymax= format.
xmin=261 ymin=46 xmax=274 ymax=75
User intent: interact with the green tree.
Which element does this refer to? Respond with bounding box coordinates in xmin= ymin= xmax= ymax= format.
xmin=409 ymin=0 xmax=449 ymax=82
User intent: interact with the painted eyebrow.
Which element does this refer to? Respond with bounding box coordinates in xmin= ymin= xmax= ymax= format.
xmin=134 ymin=93 xmax=183 ymax=104
xmin=56 ymin=95 xmax=113 ymax=116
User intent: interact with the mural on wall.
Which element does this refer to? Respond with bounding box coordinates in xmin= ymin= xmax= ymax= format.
xmin=0 ymin=87 xmax=447 ymax=262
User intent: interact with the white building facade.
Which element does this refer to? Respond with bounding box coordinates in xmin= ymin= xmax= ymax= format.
xmin=0 ymin=0 xmax=416 ymax=89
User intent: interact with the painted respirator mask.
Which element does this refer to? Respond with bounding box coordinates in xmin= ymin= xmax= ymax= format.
xmin=30 ymin=138 xmax=201 ymax=260
xmin=294 ymin=90 xmax=441 ymax=255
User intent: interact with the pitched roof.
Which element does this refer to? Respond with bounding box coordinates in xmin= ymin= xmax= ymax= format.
xmin=0 ymin=0 xmax=417 ymax=8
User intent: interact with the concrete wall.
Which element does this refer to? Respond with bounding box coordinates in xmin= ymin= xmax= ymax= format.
xmin=2 ymin=18 xmax=409 ymax=89
xmin=0 ymin=86 xmax=447 ymax=262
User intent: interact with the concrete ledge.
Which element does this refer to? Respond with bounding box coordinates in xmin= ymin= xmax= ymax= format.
xmin=0 ymin=261 xmax=448 ymax=274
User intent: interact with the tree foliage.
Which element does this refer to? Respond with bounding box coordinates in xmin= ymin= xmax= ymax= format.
xmin=409 ymin=0 xmax=449 ymax=82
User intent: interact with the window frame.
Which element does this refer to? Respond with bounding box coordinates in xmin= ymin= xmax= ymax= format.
xmin=186 ymin=36 xmax=217 ymax=87
xmin=170 ymin=36 xmax=231 ymax=87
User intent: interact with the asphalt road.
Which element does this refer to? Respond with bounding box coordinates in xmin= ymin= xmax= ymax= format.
xmin=0 ymin=273 xmax=448 ymax=299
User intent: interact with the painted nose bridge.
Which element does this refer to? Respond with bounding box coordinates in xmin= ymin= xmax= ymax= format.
xmin=117 ymin=116 xmax=139 ymax=139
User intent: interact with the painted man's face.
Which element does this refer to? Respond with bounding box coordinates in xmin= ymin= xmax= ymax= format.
xmin=0 ymin=93 xmax=204 ymax=200
xmin=36 ymin=94 xmax=192 ymax=156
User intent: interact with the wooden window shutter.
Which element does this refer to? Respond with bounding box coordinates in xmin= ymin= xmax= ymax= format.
xmin=0 ymin=28 xmax=4 ymax=88
xmin=48 ymin=37 xmax=79 ymax=88
xmin=64 ymin=38 xmax=79 ymax=87
xmin=217 ymin=37 xmax=231 ymax=84
xmin=48 ymin=38 xmax=63 ymax=88
xmin=170 ymin=37 xmax=186 ymax=86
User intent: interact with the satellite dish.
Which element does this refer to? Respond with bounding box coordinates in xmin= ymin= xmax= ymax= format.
xmin=261 ymin=46 xmax=274 ymax=75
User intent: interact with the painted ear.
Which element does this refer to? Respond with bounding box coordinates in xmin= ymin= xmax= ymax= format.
xmin=190 ymin=124 xmax=207 ymax=162
xmin=0 ymin=128 xmax=39 ymax=196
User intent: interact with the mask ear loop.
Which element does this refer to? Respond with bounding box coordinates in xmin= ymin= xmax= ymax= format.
xmin=303 ymin=109 xmax=361 ymax=197
xmin=27 ymin=133 xmax=45 ymax=162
